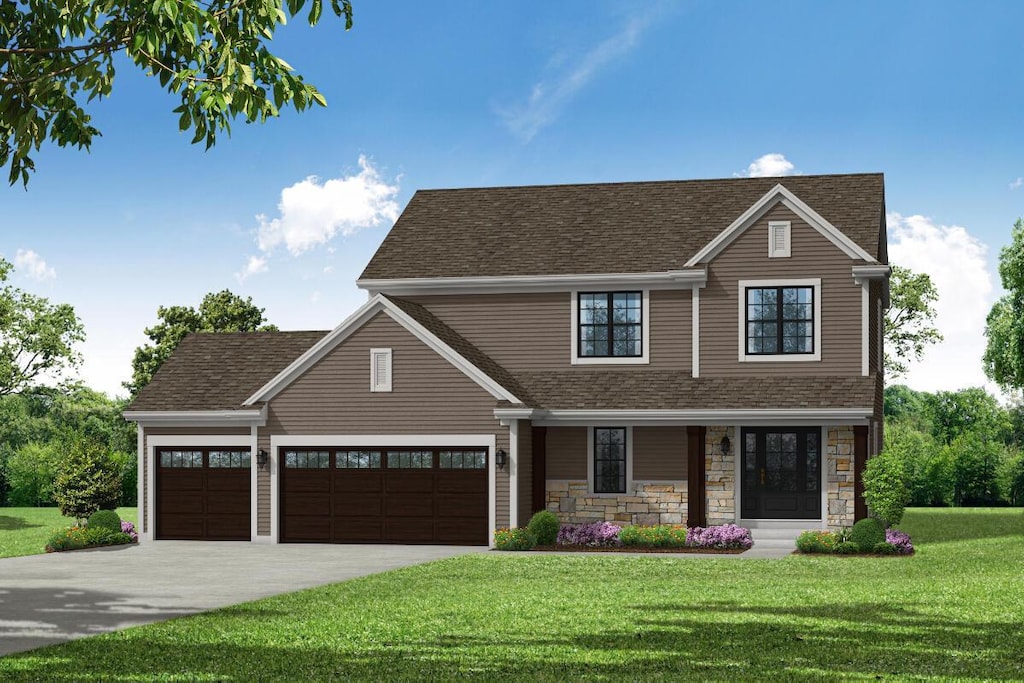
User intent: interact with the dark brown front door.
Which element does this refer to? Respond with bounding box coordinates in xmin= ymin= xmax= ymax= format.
xmin=740 ymin=428 xmax=821 ymax=519
xmin=279 ymin=447 xmax=488 ymax=545
xmin=156 ymin=448 xmax=251 ymax=540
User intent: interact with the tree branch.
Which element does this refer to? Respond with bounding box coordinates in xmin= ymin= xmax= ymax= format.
xmin=0 ymin=38 xmax=128 ymax=56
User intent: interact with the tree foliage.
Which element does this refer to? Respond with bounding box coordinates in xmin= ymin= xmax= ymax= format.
xmin=0 ymin=258 xmax=85 ymax=396
xmin=126 ymin=289 xmax=277 ymax=394
xmin=984 ymin=218 xmax=1024 ymax=391
xmin=862 ymin=451 xmax=908 ymax=526
xmin=52 ymin=435 xmax=122 ymax=522
xmin=4 ymin=440 xmax=59 ymax=506
xmin=884 ymin=265 xmax=942 ymax=377
xmin=1 ymin=0 xmax=353 ymax=186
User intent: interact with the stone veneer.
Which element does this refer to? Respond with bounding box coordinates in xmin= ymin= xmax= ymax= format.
xmin=705 ymin=426 xmax=735 ymax=526
xmin=546 ymin=481 xmax=688 ymax=526
xmin=826 ymin=426 xmax=856 ymax=529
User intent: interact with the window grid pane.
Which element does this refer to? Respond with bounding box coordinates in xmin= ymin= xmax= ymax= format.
xmin=745 ymin=286 xmax=814 ymax=356
xmin=387 ymin=450 xmax=434 ymax=469
xmin=209 ymin=450 xmax=251 ymax=468
xmin=336 ymin=450 xmax=381 ymax=469
xmin=439 ymin=450 xmax=487 ymax=469
xmin=579 ymin=292 xmax=642 ymax=358
xmin=284 ymin=450 xmax=330 ymax=468
xmin=593 ymin=428 xmax=627 ymax=493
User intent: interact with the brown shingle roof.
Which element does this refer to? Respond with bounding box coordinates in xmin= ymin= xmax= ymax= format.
xmin=360 ymin=173 xmax=885 ymax=280
xmin=127 ymin=331 xmax=328 ymax=411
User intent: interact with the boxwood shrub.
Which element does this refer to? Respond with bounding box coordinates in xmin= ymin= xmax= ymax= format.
xmin=87 ymin=509 xmax=122 ymax=534
xmin=526 ymin=510 xmax=559 ymax=546
xmin=850 ymin=517 xmax=886 ymax=551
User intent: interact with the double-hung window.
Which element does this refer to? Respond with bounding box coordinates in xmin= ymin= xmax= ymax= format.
xmin=577 ymin=292 xmax=642 ymax=358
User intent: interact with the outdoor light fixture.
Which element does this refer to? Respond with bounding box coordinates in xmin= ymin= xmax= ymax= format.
xmin=256 ymin=449 xmax=269 ymax=469
xmin=720 ymin=435 xmax=731 ymax=456
xmin=495 ymin=449 xmax=508 ymax=469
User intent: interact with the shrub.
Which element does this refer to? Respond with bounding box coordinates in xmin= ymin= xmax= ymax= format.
xmin=556 ymin=522 xmax=622 ymax=547
xmin=862 ymin=450 xmax=909 ymax=526
xmin=52 ymin=437 xmax=122 ymax=523
xmin=835 ymin=541 xmax=862 ymax=554
xmin=526 ymin=510 xmax=560 ymax=546
xmin=873 ymin=542 xmax=898 ymax=555
xmin=686 ymin=524 xmax=753 ymax=550
xmin=850 ymin=517 xmax=886 ymax=551
xmin=885 ymin=528 xmax=915 ymax=555
xmin=121 ymin=520 xmax=139 ymax=542
xmin=45 ymin=526 xmax=132 ymax=552
xmin=796 ymin=530 xmax=838 ymax=553
xmin=619 ymin=525 xmax=688 ymax=548
xmin=87 ymin=509 xmax=121 ymax=533
xmin=493 ymin=527 xmax=536 ymax=551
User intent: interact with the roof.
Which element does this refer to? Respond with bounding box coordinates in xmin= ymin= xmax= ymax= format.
xmin=127 ymin=331 xmax=328 ymax=412
xmin=360 ymin=173 xmax=885 ymax=280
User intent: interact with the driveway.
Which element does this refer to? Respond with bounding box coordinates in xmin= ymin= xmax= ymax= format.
xmin=0 ymin=542 xmax=485 ymax=657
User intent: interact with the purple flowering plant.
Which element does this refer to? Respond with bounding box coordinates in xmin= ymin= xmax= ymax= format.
xmin=686 ymin=523 xmax=754 ymax=550
xmin=885 ymin=528 xmax=914 ymax=555
xmin=121 ymin=520 xmax=139 ymax=543
xmin=556 ymin=522 xmax=622 ymax=547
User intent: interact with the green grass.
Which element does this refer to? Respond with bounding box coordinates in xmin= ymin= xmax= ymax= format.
xmin=2 ymin=508 xmax=1023 ymax=681
xmin=0 ymin=507 xmax=137 ymax=559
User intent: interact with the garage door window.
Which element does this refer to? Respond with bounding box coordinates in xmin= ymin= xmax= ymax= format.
xmin=387 ymin=450 xmax=433 ymax=468
xmin=439 ymin=450 xmax=487 ymax=469
xmin=284 ymin=450 xmax=330 ymax=468
xmin=209 ymin=450 xmax=251 ymax=468
xmin=337 ymin=450 xmax=382 ymax=469
xmin=161 ymin=451 xmax=203 ymax=468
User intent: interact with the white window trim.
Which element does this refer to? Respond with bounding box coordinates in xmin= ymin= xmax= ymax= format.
xmin=369 ymin=348 xmax=392 ymax=392
xmin=738 ymin=278 xmax=822 ymax=363
xmin=586 ymin=426 xmax=634 ymax=496
xmin=768 ymin=220 xmax=791 ymax=258
xmin=570 ymin=290 xmax=650 ymax=365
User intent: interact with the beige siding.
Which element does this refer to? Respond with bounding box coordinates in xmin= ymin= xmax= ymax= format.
xmin=632 ymin=426 xmax=687 ymax=480
xmin=141 ymin=426 xmax=250 ymax=534
xmin=517 ymin=420 xmax=533 ymax=522
xmin=257 ymin=429 xmax=271 ymax=536
xmin=264 ymin=312 xmax=510 ymax=533
xmin=546 ymin=426 xmax=588 ymax=479
xmin=701 ymin=204 xmax=863 ymax=376
xmin=405 ymin=291 xmax=691 ymax=371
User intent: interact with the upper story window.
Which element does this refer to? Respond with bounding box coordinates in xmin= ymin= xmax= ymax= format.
xmin=739 ymin=279 xmax=821 ymax=362
xmin=575 ymin=291 xmax=645 ymax=361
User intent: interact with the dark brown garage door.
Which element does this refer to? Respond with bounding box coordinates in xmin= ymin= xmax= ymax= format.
xmin=156 ymin=448 xmax=251 ymax=540
xmin=280 ymin=447 xmax=488 ymax=545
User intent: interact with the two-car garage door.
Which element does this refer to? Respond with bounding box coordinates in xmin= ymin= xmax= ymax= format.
xmin=279 ymin=446 xmax=489 ymax=545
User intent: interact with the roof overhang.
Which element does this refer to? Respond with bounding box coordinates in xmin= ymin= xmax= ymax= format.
xmin=852 ymin=264 xmax=892 ymax=307
xmin=522 ymin=408 xmax=873 ymax=427
xmin=122 ymin=406 xmax=267 ymax=427
xmin=685 ymin=183 xmax=878 ymax=266
xmin=357 ymin=269 xmax=708 ymax=296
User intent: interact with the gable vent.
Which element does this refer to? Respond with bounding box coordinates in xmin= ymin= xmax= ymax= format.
xmin=768 ymin=220 xmax=791 ymax=258
xmin=370 ymin=348 xmax=392 ymax=392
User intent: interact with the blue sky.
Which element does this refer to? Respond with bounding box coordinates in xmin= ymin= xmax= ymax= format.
xmin=2 ymin=0 xmax=1022 ymax=397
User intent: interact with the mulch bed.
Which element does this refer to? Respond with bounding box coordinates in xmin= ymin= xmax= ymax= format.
xmin=529 ymin=545 xmax=746 ymax=554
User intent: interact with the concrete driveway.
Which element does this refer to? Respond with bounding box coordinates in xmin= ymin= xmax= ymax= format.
xmin=0 ymin=542 xmax=485 ymax=657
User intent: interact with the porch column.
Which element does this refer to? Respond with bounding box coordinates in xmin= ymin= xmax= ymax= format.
xmin=853 ymin=425 xmax=868 ymax=521
xmin=686 ymin=426 xmax=707 ymax=527
xmin=531 ymin=426 xmax=547 ymax=515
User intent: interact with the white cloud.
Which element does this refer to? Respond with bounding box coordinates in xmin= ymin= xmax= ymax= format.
xmin=497 ymin=13 xmax=653 ymax=142
xmin=887 ymin=212 xmax=999 ymax=395
xmin=741 ymin=153 xmax=797 ymax=178
xmin=255 ymin=155 xmax=400 ymax=257
xmin=13 ymin=249 xmax=56 ymax=281
xmin=235 ymin=255 xmax=268 ymax=282
xmin=1010 ymin=177 xmax=1023 ymax=190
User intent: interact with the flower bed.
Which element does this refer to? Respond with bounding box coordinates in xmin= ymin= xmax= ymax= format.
xmin=494 ymin=522 xmax=752 ymax=553
xmin=45 ymin=519 xmax=138 ymax=553
xmin=795 ymin=526 xmax=915 ymax=556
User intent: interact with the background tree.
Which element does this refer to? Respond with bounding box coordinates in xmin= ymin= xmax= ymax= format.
xmin=0 ymin=258 xmax=85 ymax=396
xmin=884 ymin=265 xmax=943 ymax=377
xmin=126 ymin=289 xmax=277 ymax=394
xmin=4 ymin=441 xmax=59 ymax=506
xmin=984 ymin=218 xmax=1024 ymax=391
xmin=1 ymin=0 xmax=353 ymax=185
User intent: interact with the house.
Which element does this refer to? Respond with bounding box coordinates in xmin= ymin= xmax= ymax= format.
xmin=123 ymin=173 xmax=889 ymax=546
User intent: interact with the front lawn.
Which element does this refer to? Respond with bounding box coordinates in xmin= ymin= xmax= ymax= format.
xmin=0 ymin=507 xmax=137 ymax=559
xmin=1 ymin=508 xmax=1022 ymax=681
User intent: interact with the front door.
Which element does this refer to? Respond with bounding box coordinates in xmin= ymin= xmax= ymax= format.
xmin=741 ymin=428 xmax=821 ymax=519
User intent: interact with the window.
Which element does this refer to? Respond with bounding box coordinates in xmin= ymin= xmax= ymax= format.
xmin=370 ymin=348 xmax=392 ymax=392
xmin=593 ymin=428 xmax=627 ymax=494
xmin=387 ymin=450 xmax=433 ymax=468
xmin=768 ymin=221 xmax=791 ymax=258
xmin=577 ymin=292 xmax=642 ymax=358
xmin=160 ymin=450 xmax=203 ymax=468
xmin=208 ymin=450 xmax=251 ymax=468
xmin=746 ymin=286 xmax=814 ymax=355
xmin=336 ymin=450 xmax=381 ymax=469
xmin=439 ymin=450 xmax=487 ymax=469
xmin=284 ymin=450 xmax=330 ymax=468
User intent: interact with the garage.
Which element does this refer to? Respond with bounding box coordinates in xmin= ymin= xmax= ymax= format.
xmin=279 ymin=446 xmax=488 ymax=544
xmin=155 ymin=448 xmax=251 ymax=540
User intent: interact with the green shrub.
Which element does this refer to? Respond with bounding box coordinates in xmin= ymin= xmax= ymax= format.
xmin=795 ymin=530 xmax=838 ymax=553
xmin=850 ymin=517 xmax=886 ymax=551
xmin=87 ymin=509 xmax=121 ymax=533
xmin=45 ymin=525 xmax=132 ymax=553
xmin=493 ymin=527 xmax=536 ymax=551
xmin=873 ymin=541 xmax=898 ymax=555
xmin=862 ymin=450 xmax=909 ymax=526
xmin=619 ymin=525 xmax=689 ymax=548
xmin=835 ymin=541 xmax=862 ymax=554
xmin=52 ymin=437 xmax=122 ymax=523
xmin=526 ymin=510 xmax=559 ymax=546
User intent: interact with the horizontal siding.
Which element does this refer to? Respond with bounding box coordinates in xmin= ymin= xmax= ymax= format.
xmin=546 ymin=426 xmax=588 ymax=479
xmin=701 ymin=204 xmax=863 ymax=376
xmin=650 ymin=289 xmax=691 ymax=369
xmin=632 ymin=426 xmax=687 ymax=480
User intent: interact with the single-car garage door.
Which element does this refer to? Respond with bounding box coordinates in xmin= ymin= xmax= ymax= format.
xmin=156 ymin=448 xmax=251 ymax=540
xmin=280 ymin=447 xmax=488 ymax=544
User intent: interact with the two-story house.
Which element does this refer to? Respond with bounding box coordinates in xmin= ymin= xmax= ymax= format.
xmin=124 ymin=172 xmax=889 ymax=545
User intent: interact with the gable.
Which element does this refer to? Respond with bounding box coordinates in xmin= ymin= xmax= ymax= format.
xmin=713 ymin=203 xmax=861 ymax=267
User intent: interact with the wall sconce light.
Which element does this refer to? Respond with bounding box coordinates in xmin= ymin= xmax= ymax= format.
xmin=495 ymin=449 xmax=508 ymax=470
xmin=719 ymin=436 xmax=731 ymax=456
xmin=256 ymin=449 xmax=269 ymax=469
